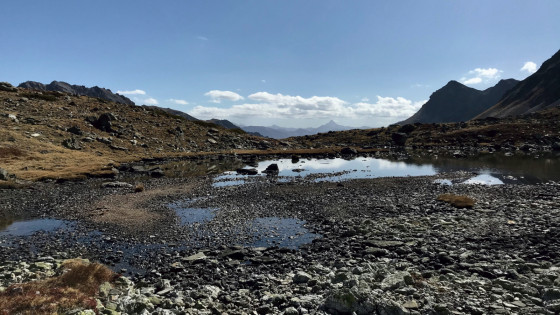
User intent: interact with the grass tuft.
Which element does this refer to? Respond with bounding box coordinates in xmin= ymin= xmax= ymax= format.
xmin=134 ymin=183 xmax=145 ymax=193
xmin=0 ymin=259 xmax=117 ymax=315
xmin=437 ymin=193 xmax=476 ymax=208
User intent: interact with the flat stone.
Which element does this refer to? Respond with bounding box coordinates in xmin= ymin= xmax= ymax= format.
xmin=402 ymin=300 xmax=419 ymax=309
xmin=101 ymin=182 xmax=133 ymax=188
xmin=183 ymin=252 xmax=207 ymax=262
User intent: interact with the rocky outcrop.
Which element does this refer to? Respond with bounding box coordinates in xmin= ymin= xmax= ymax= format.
xmin=18 ymin=80 xmax=135 ymax=105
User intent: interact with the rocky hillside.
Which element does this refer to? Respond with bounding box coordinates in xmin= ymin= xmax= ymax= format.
xmin=399 ymin=79 xmax=519 ymax=124
xmin=0 ymin=83 xmax=276 ymax=180
xmin=18 ymin=80 xmax=135 ymax=106
xmin=476 ymin=49 xmax=560 ymax=119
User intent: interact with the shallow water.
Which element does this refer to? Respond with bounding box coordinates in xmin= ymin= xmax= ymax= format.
xmin=214 ymin=157 xmax=438 ymax=186
xmin=247 ymin=217 xmax=320 ymax=249
xmin=170 ymin=202 xmax=320 ymax=249
xmin=0 ymin=218 xmax=69 ymax=236
xmin=212 ymin=153 xmax=560 ymax=186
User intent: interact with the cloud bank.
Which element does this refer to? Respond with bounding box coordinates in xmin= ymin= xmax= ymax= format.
xmin=190 ymin=92 xmax=425 ymax=124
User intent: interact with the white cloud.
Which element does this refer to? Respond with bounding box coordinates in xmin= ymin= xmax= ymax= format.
xmin=352 ymin=97 xmax=426 ymax=118
xmin=461 ymin=67 xmax=502 ymax=85
xmin=167 ymin=98 xmax=188 ymax=105
xmin=197 ymin=36 xmax=208 ymax=41
xmin=143 ymin=98 xmax=159 ymax=105
xmin=204 ymin=90 xmax=244 ymax=103
xmin=520 ymin=61 xmax=537 ymax=74
xmin=190 ymin=92 xmax=425 ymax=122
xmin=117 ymin=89 xmax=146 ymax=95
xmin=463 ymin=77 xmax=482 ymax=85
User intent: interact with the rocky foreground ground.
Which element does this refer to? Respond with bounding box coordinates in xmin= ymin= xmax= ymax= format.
xmin=1 ymin=158 xmax=560 ymax=314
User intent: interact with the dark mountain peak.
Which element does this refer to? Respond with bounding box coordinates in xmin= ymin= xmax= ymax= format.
xmin=476 ymin=48 xmax=560 ymax=119
xmin=443 ymin=80 xmax=464 ymax=88
xmin=18 ymin=80 xmax=134 ymax=105
xmin=399 ymin=79 xmax=517 ymax=125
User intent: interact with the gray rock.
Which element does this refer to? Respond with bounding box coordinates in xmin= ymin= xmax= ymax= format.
xmin=101 ymin=182 xmax=133 ymax=188
xmin=324 ymin=288 xmax=376 ymax=315
xmin=293 ymin=271 xmax=312 ymax=284
xmin=62 ymin=138 xmax=82 ymax=150
xmin=183 ymin=252 xmax=207 ymax=262
xmin=93 ymin=113 xmax=117 ymax=132
xmin=380 ymin=271 xmax=411 ymax=291
xmin=6 ymin=114 xmax=18 ymax=123
xmin=0 ymin=168 xmax=9 ymax=180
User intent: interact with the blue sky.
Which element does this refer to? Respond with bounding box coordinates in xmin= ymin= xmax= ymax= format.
xmin=1 ymin=1 xmax=559 ymax=127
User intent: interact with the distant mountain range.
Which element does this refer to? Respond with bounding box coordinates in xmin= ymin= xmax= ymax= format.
xmin=18 ymin=81 xmax=134 ymax=105
xmin=475 ymin=48 xmax=560 ymax=119
xmin=240 ymin=120 xmax=359 ymax=139
xmin=399 ymin=79 xmax=519 ymax=125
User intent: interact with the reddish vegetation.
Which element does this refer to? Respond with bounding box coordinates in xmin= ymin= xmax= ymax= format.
xmin=437 ymin=194 xmax=476 ymax=208
xmin=0 ymin=260 xmax=116 ymax=315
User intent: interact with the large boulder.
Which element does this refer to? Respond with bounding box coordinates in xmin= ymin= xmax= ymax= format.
xmin=391 ymin=132 xmax=408 ymax=146
xmin=92 ymin=113 xmax=117 ymax=132
xmin=340 ymin=147 xmax=358 ymax=155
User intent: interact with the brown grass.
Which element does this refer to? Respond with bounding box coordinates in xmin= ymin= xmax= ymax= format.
xmin=0 ymin=259 xmax=116 ymax=315
xmin=437 ymin=193 xmax=476 ymax=208
xmin=0 ymin=146 xmax=27 ymax=158
xmin=0 ymin=181 xmax=25 ymax=189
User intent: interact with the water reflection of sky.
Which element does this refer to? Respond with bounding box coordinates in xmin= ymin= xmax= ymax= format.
xmin=0 ymin=219 xmax=69 ymax=236
xmin=462 ymin=174 xmax=504 ymax=185
xmin=214 ymin=158 xmax=437 ymax=185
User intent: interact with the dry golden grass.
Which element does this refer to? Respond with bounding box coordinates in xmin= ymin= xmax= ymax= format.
xmin=0 ymin=259 xmax=116 ymax=315
xmin=437 ymin=193 xmax=476 ymax=208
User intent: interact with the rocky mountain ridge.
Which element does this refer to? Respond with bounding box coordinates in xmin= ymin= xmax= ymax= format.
xmin=18 ymin=80 xmax=135 ymax=106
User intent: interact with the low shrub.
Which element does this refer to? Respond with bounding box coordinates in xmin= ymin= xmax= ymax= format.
xmin=437 ymin=194 xmax=476 ymax=208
